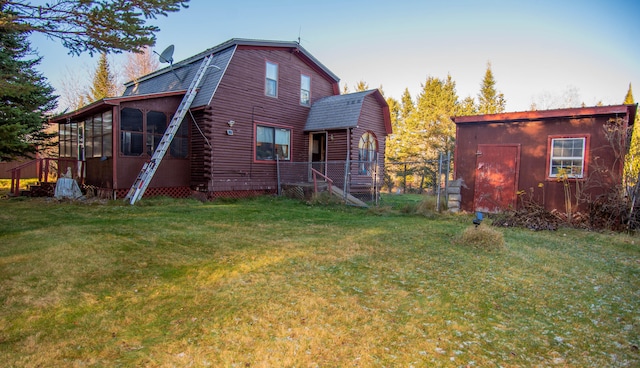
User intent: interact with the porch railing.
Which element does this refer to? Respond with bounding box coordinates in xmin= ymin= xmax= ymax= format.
xmin=8 ymin=158 xmax=85 ymax=196
xmin=311 ymin=168 xmax=332 ymax=195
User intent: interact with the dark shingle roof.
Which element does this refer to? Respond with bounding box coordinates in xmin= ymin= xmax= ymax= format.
xmin=122 ymin=38 xmax=339 ymax=109
xmin=304 ymin=90 xmax=376 ymax=132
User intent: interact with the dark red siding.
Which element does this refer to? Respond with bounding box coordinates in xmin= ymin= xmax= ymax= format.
xmin=205 ymin=47 xmax=338 ymax=193
xmin=350 ymin=95 xmax=388 ymax=181
xmin=455 ymin=106 xmax=634 ymax=213
xmin=114 ymin=97 xmax=190 ymax=191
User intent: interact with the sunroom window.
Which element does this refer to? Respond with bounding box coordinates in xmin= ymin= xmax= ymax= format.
xmin=120 ymin=108 xmax=144 ymax=156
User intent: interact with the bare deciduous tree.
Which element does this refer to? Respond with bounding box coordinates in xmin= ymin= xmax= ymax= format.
xmin=124 ymin=46 xmax=160 ymax=83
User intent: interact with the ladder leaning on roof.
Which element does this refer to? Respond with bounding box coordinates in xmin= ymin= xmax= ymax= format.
xmin=125 ymin=54 xmax=214 ymax=205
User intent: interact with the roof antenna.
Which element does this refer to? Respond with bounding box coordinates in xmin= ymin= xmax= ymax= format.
xmin=155 ymin=44 xmax=181 ymax=81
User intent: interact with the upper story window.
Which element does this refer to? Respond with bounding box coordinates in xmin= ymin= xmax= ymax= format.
xmin=358 ymin=131 xmax=378 ymax=175
xmin=256 ymin=124 xmax=290 ymax=161
xmin=548 ymin=136 xmax=587 ymax=179
xmin=265 ymin=61 xmax=278 ymax=97
xmin=300 ymin=74 xmax=310 ymax=106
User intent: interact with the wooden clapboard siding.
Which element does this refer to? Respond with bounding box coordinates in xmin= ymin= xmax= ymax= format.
xmin=205 ymin=46 xmax=338 ymax=192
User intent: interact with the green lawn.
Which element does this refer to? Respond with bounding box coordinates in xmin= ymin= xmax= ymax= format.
xmin=0 ymin=195 xmax=638 ymax=367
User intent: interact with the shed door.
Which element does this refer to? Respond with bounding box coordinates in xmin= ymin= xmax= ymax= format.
xmin=473 ymin=144 xmax=520 ymax=213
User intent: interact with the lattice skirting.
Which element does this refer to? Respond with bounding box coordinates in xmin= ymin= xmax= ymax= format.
xmin=208 ymin=189 xmax=276 ymax=200
xmin=113 ymin=186 xmax=192 ymax=200
xmin=109 ymin=187 xmax=276 ymax=201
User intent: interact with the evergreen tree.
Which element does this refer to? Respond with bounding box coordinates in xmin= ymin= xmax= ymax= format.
xmin=0 ymin=25 xmax=57 ymax=160
xmin=354 ymin=80 xmax=369 ymax=92
xmin=400 ymin=88 xmax=414 ymax=121
xmin=388 ymin=89 xmax=416 ymax=162
xmin=87 ymin=53 xmax=118 ymax=102
xmin=458 ymin=96 xmax=477 ymax=116
xmin=1 ymin=0 xmax=190 ymax=56
xmin=403 ymin=75 xmax=459 ymax=162
xmin=477 ymin=61 xmax=506 ymax=114
xmin=624 ymin=83 xmax=634 ymax=104
xmin=623 ymin=83 xmax=640 ymax=187
xmin=384 ymin=96 xmax=402 ymax=162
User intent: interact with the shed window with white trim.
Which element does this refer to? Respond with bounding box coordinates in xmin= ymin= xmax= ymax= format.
xmin=549 ymin=137 xmax=586 ymax=178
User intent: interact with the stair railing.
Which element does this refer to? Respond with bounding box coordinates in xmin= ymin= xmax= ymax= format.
xmin=9 ymin=158 xmax=85 ymax=196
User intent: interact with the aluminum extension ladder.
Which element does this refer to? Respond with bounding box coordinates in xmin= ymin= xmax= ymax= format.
xmin=125 ymin=54 xmax=214 ymax=204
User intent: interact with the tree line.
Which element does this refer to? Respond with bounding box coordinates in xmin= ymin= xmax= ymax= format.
xmin=379 ymin=62 xmax=506 ymax=164
xmin=1 ymin=0 xmax=638 ymax=190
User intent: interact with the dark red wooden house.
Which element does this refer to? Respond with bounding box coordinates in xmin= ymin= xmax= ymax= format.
xmin=453 ymin=104 xmax=637 ymax=213
xmin=49 ymin=39 xmax=391 ymax=201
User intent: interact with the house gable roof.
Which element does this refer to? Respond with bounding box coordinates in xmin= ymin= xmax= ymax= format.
xmin=304 ymin=89 xmax=392 ymax=133
xmin=122 ymin=38 xmax=340 ymax=109
xmin=453 ymin=104 xmax=637 ymax=126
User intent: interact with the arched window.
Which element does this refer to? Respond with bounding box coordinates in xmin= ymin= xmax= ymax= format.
xmin=358 ymin=131 xmax=378 ymax=175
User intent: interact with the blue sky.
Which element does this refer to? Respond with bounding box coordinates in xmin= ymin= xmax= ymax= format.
xmin=29 ymin=0 xmax=640 ymax=112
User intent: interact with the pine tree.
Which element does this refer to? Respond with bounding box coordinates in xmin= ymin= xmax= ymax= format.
xmin=354 ymin=80 xmax=369 ymax=92
xmin=623 ymin=83 xmax=640 ymax=188
xmin=0 ymin=25 xmax=57 ymax=160
xmin=458 ymin=96 xmax=477 ymax=116
xmin=477 ymin=62 xmax=506 ymax=114
xmin=384 ymin=96 xmax=402 ymax=162
xmin=403 ymin=75 xmax=458 ymax=162
xmin=400 ymin=88 xmax=414 ymax=121
xmin=87 ymin=53 xmax=118 ymax=102
xmin=624 ymin=83 xmax=634 ymax=104
xmin=1 ymin=1 xmax=190 ymax=56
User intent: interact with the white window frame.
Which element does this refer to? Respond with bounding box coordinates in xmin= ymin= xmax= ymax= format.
xmin=300 ymin=74 xmax=311 ymax=106
xmin=265 ymin=61 xmax=278 ymax=98
xmin=548 ymin=137 xmax=586 ymax=178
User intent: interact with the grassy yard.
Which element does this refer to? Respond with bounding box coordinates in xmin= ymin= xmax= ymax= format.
xmin=0 ymin=194 xmax=638 ymax=367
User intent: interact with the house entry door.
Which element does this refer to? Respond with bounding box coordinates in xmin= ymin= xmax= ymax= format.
xmin=473 ymin=144 xmax=520 ymax=213
xmin=310 ymin=133 xmax=326 ymax=177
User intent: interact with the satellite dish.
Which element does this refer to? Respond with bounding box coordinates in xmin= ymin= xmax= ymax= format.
xmin=158 ymin=45 xmax=174 ymax=64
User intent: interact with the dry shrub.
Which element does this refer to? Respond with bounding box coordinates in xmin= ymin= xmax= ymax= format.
xmin=367 ymin=205 xmax=395 ymax=216
xmin=454 ymin=224 xmax=505 ymax=251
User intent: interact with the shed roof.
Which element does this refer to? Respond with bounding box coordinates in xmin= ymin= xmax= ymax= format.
xmin=122 ymin=38 xmax=340 ymax=109
xmin=453 ymin=104 xmax=637 ymax=125
xmin=304 ymin=89 xmax=392 ymax=133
